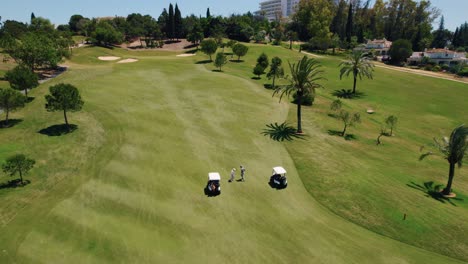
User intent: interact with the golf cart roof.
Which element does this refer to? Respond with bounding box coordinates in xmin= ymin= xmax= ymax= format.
xmin=273 ymin=166 xmax=287 ymax=174
xmin=208 ymin=172 xmax=221 ymax=181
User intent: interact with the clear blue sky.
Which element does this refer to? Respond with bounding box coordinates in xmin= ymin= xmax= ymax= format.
xmin=0 ymin=0 xmax=466 ymax=31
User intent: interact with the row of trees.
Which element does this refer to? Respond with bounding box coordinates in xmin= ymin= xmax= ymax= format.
xmin=290 ymin=0 xmax=461 ymax=53
xmin=64 ymin=5 xmax=271 ymax=46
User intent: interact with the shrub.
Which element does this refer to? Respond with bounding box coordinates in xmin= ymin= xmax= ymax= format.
xmin=424 ymin=64 xmax=433 ymax=71
xmin=432 ymin=65 xmax=442 ymax=72
xmin=441 ymin=64 xmax=450 ymax=71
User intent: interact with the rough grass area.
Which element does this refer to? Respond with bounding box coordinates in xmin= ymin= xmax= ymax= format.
xmin=0 ymin=44 xmax=466 ymax=263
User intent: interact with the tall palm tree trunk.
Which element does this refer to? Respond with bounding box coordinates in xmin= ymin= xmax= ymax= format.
xmin=272 ymin=75 xmax=276 ymax=88
xmin=443 ymin=162 xmax=456 ymax=195
xmin=353 ymin=76 xmax=357 ymax=94
xmin=24 ymin=88 xmax=28 ymax=98
xmin=297 ymin=92 xmax=303 ymax=133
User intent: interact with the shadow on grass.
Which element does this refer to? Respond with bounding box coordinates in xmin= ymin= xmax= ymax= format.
xmin=332 ymin=89 xmax=366 ymax=99
xmin=327 ymin=130 xmax=357 ymax=141
xmin=264 ymin=84 xmax=274 ymax=90
xmin=26 ymin=96 xmax=35 ymax=103
xmin=407 ymin=181 xmax=464 ymax=206
xmin=0 ymin=119 xmax=23 ymax=129
xmin=262 ymin=122 xmax=305 ymax=142
xmin=196 ymin=60 xmax=212 ymax=64
xmin=38 ymin=124 xmax=78 ymax=137
xmin=184 ymin=44 xmax=198 ymax=50
xmin=212 ymin=69 xmax=223 ymax=73
xmin=203 ymin=187 xmax=220 ymax=197
xmin=327 ymin=113 xmax=338 ymax=118
xmin=0 ymin=179 xmax=31 ymax=190
xmin=251 ymin=77 xmax=261 ymax=80
xmin=229 ymin=60 xmax=244 ymax=63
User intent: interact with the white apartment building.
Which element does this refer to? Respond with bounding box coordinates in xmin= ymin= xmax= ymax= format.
xmin=258 ymin=0 xmax=300 ymax=21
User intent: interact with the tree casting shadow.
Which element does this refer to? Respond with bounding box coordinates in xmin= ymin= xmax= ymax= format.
xmin=196 ymin=60 xmax=212 ymax=64
xmin=38 ymin=124 xmax=78 ymax=136
xmin=262 ymin=122 xmax=305 ymax=142
xmin=332 ymin=89 xmax=366 ymax=99
xmin=0 ymin=119 xmax=23 ymax=129
xmin=327 ymin=130 xmax=357 ymax=141
xmin=0 ymin=179 xmax=31 ymax=190
xmin=407 ymin=181 xmax=464 ymax=206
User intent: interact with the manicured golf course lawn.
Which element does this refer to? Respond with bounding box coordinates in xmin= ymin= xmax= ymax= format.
xmin=0 ymin=44 xmax=466 ymax=263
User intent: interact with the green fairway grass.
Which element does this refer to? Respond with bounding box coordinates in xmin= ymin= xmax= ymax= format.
xmin=0 ymin=44 xmax=466 ymax=263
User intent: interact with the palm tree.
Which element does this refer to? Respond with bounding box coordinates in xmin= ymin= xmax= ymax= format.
xmin=273 ymin=56 xmax=325 ymax=133
xmin=339 ymin=50 xmax=374 ymax=94
xmin=420 ymin=125 xmax=468 ymax=196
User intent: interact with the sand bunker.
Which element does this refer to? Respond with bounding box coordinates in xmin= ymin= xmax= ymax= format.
xmin=98 ymin=56 xmax=121 ymax=61
xmin=176 ymin=54 xmax=196 ymax=57
xmin=117 ymin=58 xmax=138 ymax=64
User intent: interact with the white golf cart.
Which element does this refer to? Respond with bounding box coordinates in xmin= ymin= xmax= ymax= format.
xmin=270 ymin=166 xmax=288 ymax=189
xmin=206 ymin=172 xmax=221 ymax=195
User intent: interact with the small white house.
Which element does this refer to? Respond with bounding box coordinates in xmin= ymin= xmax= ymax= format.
xmin=408 ymin=48 xmax=467 ymax=66
xmin=365 ymin=38 xmax=392 ymax=55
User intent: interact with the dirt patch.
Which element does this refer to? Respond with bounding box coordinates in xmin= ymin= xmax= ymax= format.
xmin=117 ymin=59 xmax=138 ymax=64
xmin=98 ymin=56 xmax=121 ymax=61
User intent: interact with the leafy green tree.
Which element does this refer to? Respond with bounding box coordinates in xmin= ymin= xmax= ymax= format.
xmin=187 ymin=22 xmax=204 ymax=46
xmin=273 ymin=56 xmax=325 ymax=133
xmin=214 ymin=53 xmax=227 ymax=71
xmin=0 ymin=88 xmax=25 ymax=126
xmin=339 ymin=50 xmax=374 ymax=95
xmin=420 ymin=125 xmax=468 ymax=196
xmin=253 ymin=64 xmax=265 ymax=79
xmin=45 ymin=83 xmax=84 ymax=129
xmin=330 ymin=35 xmax=340 ymax=54
xmin=286 ymin=31 xmax=298 ymax=49
xmin=68 ymin=14 xmax=85 ymax=33
xmin=200 ymin=39 xmax=218 ymax=61
xmin=389 ymin=39 xmax=413 ymax=65
xmin=126 ymin=13 xmax=145 ymax=45
xmin=91 ymin=21 xmax=124 ymax=46
xmin=9 ymin=32 xmax=61 ymax=71
xmin=4 ymin=65 xmax=38 ymax=98
xmin=267 ymin=57 xmax=284 ymax=88
xmin=330 ymin=99 xmax=342 ymax=112
xmin=2 ymin=154 xmax=35 ymax=185
xmin=338 ymin=110 xmax=361 ymax=137
xmin=257 ymin=53 xmax=269 ymax=69
xmin=232 ymin=43 xmax=248 ymax=61
xmin=293 ymin=0 xmax=333 ymax=41
xmin=385 ymin=115 xmax=398 ymax=136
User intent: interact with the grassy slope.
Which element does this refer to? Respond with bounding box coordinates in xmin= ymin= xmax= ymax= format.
xmin=0 ymin=45 xmax=464 ymax=263
xmin=280 ymin=52 xmax=468 ymax=261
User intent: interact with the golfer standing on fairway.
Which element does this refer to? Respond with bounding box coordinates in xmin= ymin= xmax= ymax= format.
xmin=229 ymin=168 xmax=236 ymax=182
xmin=240 ymin=165 xmax=246 ymax=181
